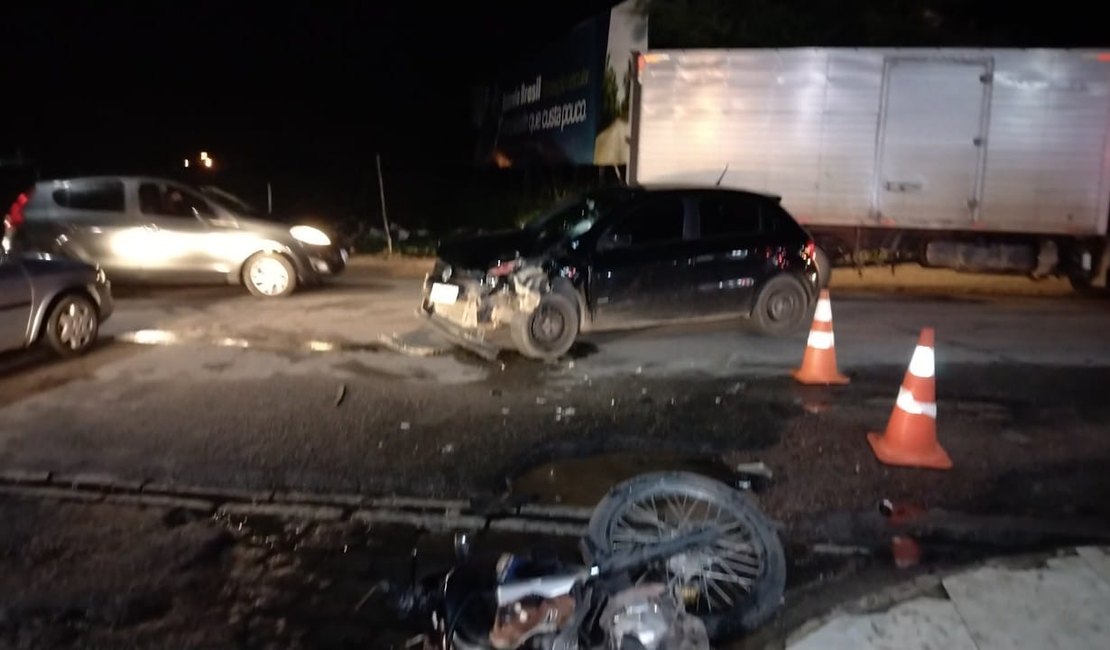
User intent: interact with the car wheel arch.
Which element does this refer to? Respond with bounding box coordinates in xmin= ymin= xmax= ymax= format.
xmin=749 ymin=270 xmax=815 ymax=315
xmin=550 ymin=277 xmax=589 ymax=330
xmin=30 ymin=288 xmax=99 ymax=343
xmin=237 ymin=247 xmax=298 ymax=284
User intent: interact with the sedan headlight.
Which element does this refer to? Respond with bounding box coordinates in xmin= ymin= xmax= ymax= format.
xmin=290 ymin=225 xmax=331 ymax=246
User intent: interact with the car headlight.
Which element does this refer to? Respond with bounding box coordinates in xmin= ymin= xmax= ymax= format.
xmin=290 ymin=225 xmax=331 ymax=246
xmin=95 ymin=266 xmax=108 ymax=284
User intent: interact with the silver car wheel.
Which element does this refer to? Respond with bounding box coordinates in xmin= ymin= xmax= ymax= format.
xmin=249 ymin=257 xmax=291 ymax=296
xmin=57 ymin=301 xmax=97 ymax=350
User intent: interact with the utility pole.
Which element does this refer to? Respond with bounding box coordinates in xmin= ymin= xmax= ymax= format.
xmin=376 ymin=153 xmax=393 ymax=256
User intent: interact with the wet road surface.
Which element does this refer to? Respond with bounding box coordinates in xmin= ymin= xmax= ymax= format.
xmin=1 ymin=259 xmax=1108 ymax=518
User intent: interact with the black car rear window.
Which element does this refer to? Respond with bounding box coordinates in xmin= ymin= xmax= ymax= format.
xmin=698 ymin=195 xmax=762 ymax=238
xmin=52 ymin=180 xmax=125 ymax=212
xmin=763 ymin=204 xmax=808 ymax=238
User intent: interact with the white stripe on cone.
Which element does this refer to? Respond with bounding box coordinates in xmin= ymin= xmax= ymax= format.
xmin=814 ymin=298 xmax=833 ymax=323
xmin=896 ymin=386 xmax=937 ymax=418
xmin=907 ymin=345 xmax=935 ymax=379
xmin=807 ymin=329 xmax=834 ymax=350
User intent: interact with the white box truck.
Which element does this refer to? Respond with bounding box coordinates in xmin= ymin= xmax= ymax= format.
xmin=629 ymin=48 xmax=1110 ymax=291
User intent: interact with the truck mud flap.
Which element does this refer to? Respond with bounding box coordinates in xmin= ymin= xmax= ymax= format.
xmin=417 ymin=310 xmax=501 ymax=361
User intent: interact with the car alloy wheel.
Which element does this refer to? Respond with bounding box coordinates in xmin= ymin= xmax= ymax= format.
xmin=57 ymin=299 xmax=97 ymax=350
xmin=249 ymin=256 xmax=291 ymax=296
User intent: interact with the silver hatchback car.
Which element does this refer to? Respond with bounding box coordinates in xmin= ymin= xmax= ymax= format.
xmin=9 ymin=176 xmax=346 ymax=297
xmin=0 ymin=249 xmax=113 ymax=356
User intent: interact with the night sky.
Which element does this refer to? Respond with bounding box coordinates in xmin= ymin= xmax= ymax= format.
xmin=7 ymin=1 xmax=609 ymax=174
xmin=4 ymin=0 xmax=1104 ymax=225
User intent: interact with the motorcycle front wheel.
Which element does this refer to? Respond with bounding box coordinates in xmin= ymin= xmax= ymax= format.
xmin=583 ymin=471 xmax=786 ymax=640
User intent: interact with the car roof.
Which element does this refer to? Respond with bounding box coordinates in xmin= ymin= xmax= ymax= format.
xmin=35 ymin=175 xmax=189 ymax=188
xmin=629 ymin=184 xmax=782 ymax=202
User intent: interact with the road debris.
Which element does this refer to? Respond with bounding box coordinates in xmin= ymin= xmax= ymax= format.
xmin=334 ymin=384 xmax=347 ymax=407
xmin=810 ymin=543 xmax=873 ymax=556
xmin=377 ymin=332 xmax=448 ymax=357
xmin=441 ymin=444 xmax=454 ymax=454
xmin=399 ymin=422 xmax=411 ymax=431
xmin=891 ymin=535 xmax=922 ymax=569
xmin=735 ymin=461 xmax=773 ymax=480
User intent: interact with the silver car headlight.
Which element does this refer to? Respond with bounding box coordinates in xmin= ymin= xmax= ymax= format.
xmin=290 ymin=225 xmax=331 ymax=246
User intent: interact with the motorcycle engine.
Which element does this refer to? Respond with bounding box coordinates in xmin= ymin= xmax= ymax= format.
xmin=600 ymin=585 xmax=709 ymax=650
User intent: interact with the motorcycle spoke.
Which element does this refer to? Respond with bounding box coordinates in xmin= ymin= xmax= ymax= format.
xmin=610 ymin=528 xmax=662 ymax=545
xmin=701 ymin=569 xmax=755 ymax=590
xmin=623 ymin=502 xmax=668 ymax=532
xmin=710 ymin=560 xmax=757 ymax=591
xmin=705 ymin=575 xmax=736 ymax=607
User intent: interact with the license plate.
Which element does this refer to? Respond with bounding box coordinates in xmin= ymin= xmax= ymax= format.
xmin=429 ymin=282 xmax=460 ymax=305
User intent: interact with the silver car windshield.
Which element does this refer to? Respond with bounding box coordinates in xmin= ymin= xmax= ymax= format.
xmin=198 ymin=186 xmax=260 ymax=217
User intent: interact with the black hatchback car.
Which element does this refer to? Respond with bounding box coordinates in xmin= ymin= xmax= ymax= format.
xmin=421 ymin=186 xmax=821 ymax=360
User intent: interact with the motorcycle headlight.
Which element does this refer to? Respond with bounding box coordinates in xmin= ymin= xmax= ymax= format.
xmin=290 ymin=225 xmax=331 ymax=246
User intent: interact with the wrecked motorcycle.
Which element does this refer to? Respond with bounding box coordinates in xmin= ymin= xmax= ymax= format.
xmin=382 ymin=472 xmax=785 ymax=649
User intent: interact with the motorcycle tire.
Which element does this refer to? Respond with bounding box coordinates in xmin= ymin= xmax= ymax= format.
xmin=583 ymin=471 xmax=786 ymax=640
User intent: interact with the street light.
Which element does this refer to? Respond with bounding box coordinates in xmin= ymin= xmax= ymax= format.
xmin=203 ymin=157 xmax=213 ymax=168
xmin=183 ymin=158 xmax=190 ymax=168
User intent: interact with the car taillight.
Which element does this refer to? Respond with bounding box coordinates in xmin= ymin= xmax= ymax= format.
xmin=6 ymin=191 xmax=31 ymax=228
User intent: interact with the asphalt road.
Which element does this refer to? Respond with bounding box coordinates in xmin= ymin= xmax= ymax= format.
xmin=1 ymin=259 xmax=1108 ymax=515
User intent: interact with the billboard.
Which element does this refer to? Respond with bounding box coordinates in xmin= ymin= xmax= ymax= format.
xmin=472 ymin=0 xmax=648 ymax=167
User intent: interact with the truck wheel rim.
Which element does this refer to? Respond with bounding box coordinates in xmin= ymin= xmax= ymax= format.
xmin=250 ymin=258 xmax=290 ymax=295
xmin=58 ymin=301 xmax=96 ymax=349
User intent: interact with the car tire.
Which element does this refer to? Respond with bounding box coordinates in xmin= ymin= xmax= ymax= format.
xmin=814 ymin=245 xmax=832 ymax=289
xmin=750 ymin=274 xmax=809 ymax=336
xmin=44 ymin=293 xmax=99 ymax=357
xmin=510 ymin=292 xmax=579 ymax=360
xmin=243 ymin=252 xmax=297 ymax=298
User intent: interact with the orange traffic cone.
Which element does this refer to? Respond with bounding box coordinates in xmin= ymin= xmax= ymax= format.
xmin=792 ymin=289 xmax=849 ymax=385
xmin=867 ymin=328 xmax=952 ymax=470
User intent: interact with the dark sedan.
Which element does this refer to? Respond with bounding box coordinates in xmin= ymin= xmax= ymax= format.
xmin=1 ymin=250 xmax=113 ymax=356
xmin=421 ymin=186 xmax=821 ymax=360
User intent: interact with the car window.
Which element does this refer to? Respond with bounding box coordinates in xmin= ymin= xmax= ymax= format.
xmin=698 ymin=195 xmax=762 ymax=238
xmin=52 ymin=180 xmax=125 ymax=212
xmin=605 ymin=197 xmax=685 ymax=249
xmin=764 ymin=204 xmax=807 ymax=237
xmin=139 ymin=183 xmax=213 ymax=218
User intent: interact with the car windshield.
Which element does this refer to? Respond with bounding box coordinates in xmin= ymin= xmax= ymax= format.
xmin=523 ymin=191 xmax=625 ymax=248
xmin=198 ymin=185 xmax=260 ymax=217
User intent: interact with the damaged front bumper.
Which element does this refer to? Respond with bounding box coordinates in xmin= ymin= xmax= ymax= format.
xmin=419 ymin=272 xmax=505 ymax=360
xmin=418 ymin=266 xmax=545 ymax=360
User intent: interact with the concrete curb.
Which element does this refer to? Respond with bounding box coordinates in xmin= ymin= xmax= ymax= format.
xmin=777 ymin=548 xmax=1085 ymax=649
xmin=0 ymin=467 xmax=592 ymax=536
